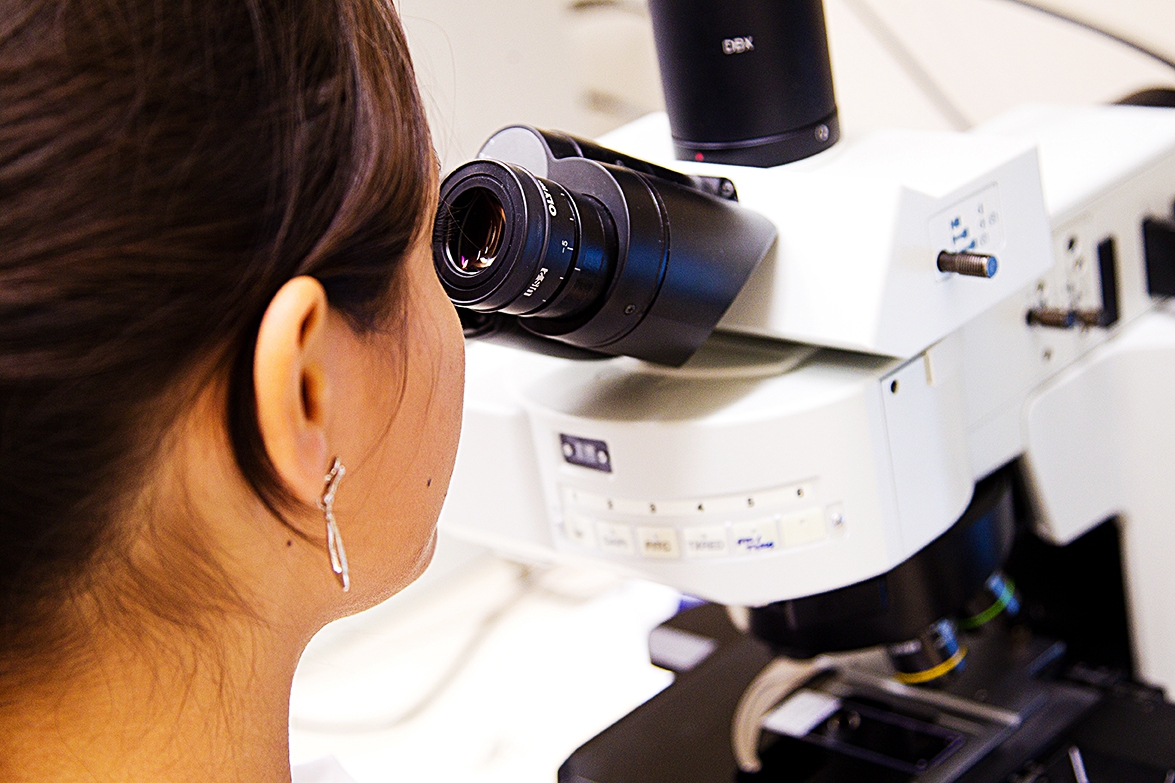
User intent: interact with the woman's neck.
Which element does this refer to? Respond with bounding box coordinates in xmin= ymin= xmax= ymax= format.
xmin=0 ymin=619 xmax=300 ymax=783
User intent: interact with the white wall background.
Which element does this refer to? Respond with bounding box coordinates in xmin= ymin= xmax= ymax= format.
xmin=399 ymin=0 xmax=1175 ymax=171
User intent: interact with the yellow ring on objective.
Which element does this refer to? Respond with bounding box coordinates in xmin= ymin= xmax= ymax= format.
xmin=893 ymin=647 xmax=968 ymax=685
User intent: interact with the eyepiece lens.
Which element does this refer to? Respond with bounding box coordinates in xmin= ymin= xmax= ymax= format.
xmin=445 ymin=187 xmax=506 ymax=274
xmin=434 ymin=159 xmax=615 ymax=319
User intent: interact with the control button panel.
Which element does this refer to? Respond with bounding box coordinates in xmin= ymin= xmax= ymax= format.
xmin=558 ymin=482 xmax=837 ymax=561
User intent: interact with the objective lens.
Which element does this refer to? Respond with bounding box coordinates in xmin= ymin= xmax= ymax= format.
xmin=887 ymin=619 xmax=966 ymax=686
xmin=444 ymin=188 xmax=506 ymax=274
xmin=434 ymin=160 xmax=616 ymax=320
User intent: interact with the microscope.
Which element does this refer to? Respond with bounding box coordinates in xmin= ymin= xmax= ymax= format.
xmin=434 ymin=0 xmax=1175 ymax=779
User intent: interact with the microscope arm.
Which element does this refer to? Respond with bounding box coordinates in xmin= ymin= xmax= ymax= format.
xmin=1022 ymin=304 xmax=1175 ymax=692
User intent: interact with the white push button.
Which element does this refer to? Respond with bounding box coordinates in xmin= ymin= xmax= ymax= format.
xmin=732 ymin=518 xmax=779 ymax=553
xmin=781 ymin=508 xmax=827 ymax=547
xmin=683 ymin=526 xmax=729 ymax=558
xmin=596 ymin=522 xmax=635 ymax=555
xmin=637 ymin=526 xmax=680 ymax=559
xmin=564 ymin=513 xmax=597 ymax=548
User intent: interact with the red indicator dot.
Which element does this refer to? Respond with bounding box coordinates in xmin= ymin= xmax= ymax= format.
xmin=694 ymin=152 xmax=705 ymax=162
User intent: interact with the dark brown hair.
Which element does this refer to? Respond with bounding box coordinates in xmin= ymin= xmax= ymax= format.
xmin=0 ymin=0 xmax=433 ymax=668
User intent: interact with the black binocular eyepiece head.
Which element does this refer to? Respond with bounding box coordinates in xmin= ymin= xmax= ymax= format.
xmin=433 ymin=127 xmax=778 ymax=366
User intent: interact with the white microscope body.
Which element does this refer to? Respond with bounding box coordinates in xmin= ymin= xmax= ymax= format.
xmin=439 ymin=104 xmax=1175 ymax=694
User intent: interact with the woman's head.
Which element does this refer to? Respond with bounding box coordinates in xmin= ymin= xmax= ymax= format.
xmin=0 ymin=0 xmax=461 ymax=681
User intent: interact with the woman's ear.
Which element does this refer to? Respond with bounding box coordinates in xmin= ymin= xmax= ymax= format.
xmin=253 ymin=276 xmax=332 ymax=506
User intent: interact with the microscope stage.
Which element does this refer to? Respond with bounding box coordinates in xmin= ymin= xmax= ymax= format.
xmin=559 ymin=606 xmax=1175 ymax=783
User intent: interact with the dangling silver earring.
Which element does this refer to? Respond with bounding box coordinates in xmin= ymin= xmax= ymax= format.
xmin=318 ymin=457 xmax=350 ymax=592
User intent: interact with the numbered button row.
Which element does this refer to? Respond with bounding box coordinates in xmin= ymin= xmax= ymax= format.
xmin=561 ymin=482 xmax=816 ymax=519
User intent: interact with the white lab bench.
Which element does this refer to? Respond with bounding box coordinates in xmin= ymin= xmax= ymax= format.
xmin=289 ymin=534 xmax=681 ymax=782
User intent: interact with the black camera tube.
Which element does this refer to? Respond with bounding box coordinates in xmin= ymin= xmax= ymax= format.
xmin=648 ymin=0 xmax=839 ymax=167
